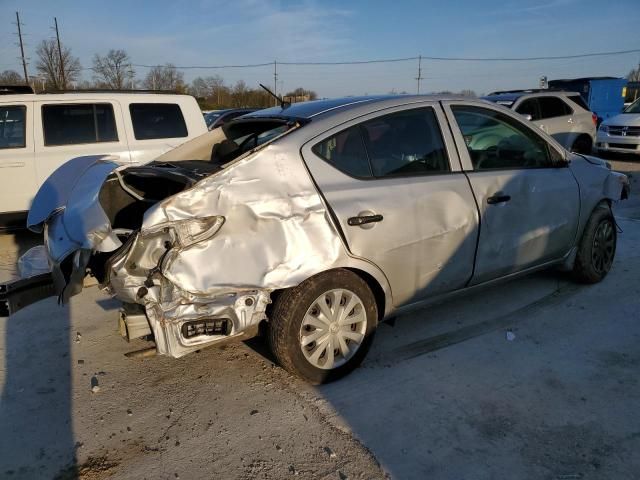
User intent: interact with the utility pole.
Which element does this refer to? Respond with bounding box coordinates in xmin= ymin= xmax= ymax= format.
xmin=415 ymin=55 xmax=423 ymax=94
xmin=54 ymin=17 xmax=66 ymax=89
xmin=273 ymin=60 xmax=278 ymax=106
xmin=15 ymin=12 xmax=29 ymax=84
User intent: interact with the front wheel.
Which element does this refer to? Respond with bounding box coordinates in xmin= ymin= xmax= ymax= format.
xmin=268 ymin=269 xmax=378 ymax=384
xmin=572 ymin=204 xmax=616 ymax=283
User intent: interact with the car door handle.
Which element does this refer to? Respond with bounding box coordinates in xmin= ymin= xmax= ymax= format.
xmin=487 ymin=194 xmax=511 ymax=205
xmin=347 ymin=214 xmax=384 ymax=226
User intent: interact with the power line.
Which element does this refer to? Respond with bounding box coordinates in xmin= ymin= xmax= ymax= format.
xmin=120 ymin=48 xmax=640 ymax=71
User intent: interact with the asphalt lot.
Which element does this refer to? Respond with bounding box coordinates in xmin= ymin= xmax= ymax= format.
xmin=1 ymin=156 xmax=640 ymax=480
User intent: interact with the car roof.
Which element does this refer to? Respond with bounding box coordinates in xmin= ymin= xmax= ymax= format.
xmin=483 ymin=90 xmax=581 ymax=105
xmin=0 ymin=92 xmax=195 ymax=102
xmin=242 ymin=94 xmax=464 ymax=121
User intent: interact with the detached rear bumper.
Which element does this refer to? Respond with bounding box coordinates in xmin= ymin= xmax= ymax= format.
xmin=0 ymin=273 xmax=56 ymax=317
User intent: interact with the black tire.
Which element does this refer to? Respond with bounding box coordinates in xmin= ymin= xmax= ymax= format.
xmin=572 ymin=203 xmax=616 ymax=283
xmin=571 ymin=135 xmax=592 ymax=155
xmin=268 ymin=269 xmax=378 ymax=384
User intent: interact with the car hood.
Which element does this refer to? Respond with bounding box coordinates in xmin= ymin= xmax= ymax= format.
xmin=601 ymin=113 xmax=640 ymax=127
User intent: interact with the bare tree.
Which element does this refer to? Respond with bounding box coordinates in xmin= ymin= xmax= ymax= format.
xmin=628 ymin=66 xmax=640 ymax=82
xmin=35 ymin=39 xmax=81 ymax=90
xmin=0 ymin=70 xmax=25 ymax=84
xmin=93 ymin=49 xmax=135 ymax=89
xmin=142 ymin=64 xmax=185 ymax=91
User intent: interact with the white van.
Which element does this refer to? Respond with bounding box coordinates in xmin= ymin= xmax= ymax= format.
xmin=0 ymin=91 xmax=207 ymax=229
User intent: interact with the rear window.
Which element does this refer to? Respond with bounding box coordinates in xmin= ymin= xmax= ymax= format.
xmin=567 ymin=94 xmax=590 ymax=111
xmin=538 ymin=96 xmax=573 ymax=119
xmin=42 ymin=103 xmax=118 ymax=146
xmin=129 ymin=103 xmax=188 ymax=140
xmin=312 ymin=126 xmax=372 ymax=178
xmin=0 ymin=105 xmax=26 ymax=149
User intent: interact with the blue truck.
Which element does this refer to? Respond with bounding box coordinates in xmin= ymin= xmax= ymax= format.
xmin=548 ymin=77 xmax=627 ymax=124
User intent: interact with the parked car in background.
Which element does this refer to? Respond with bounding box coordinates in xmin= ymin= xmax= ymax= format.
xmin=2 ymin=95 xmax=628 ymax=384
xmin=0 ymin=88 xmax=207 ymax=229
xmin=483 ymin=89 xmax=597 ymax=154
xmin=596 ymin=98 xmax=640 ymax=155
xmin=548 ymin=77 xmax=628 ymax=124
xmin=205 ymin=108 xmax=257 ymax=130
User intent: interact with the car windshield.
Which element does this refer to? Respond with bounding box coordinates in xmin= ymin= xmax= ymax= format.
xmin=623 ymin=99 xmax=640 ymax=114
xmin=204 ymin=112 xmax=223 ymax=127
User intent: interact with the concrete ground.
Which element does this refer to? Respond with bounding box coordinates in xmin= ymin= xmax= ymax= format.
xmin=1 ymin=157 xmax=640 ymax=480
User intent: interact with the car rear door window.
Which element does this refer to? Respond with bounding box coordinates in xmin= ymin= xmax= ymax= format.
xmin=312 ymin=126 xmax=372 ymax=178
xmin=452 ymin=105 xmax=558 ymax=170
xmin=42 ymin=103 xmax=118 ymax=146
xmin=567 ymin=94 xmax=590 ymax=111
xmin=0 ymin=105 xmax=26 ymax=149
xmin=129 ymin=103 xmax=188 ymax=140
xmin=361 ymin=108 xmax=450 ymax=177
xmin=538 ymin=96 xmax=573 ymax=119
xmin=515 ymin=99 xmax=540 ymax=120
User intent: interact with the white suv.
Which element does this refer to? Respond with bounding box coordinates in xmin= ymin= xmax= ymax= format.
xmin=0 ymin=89 xmax=207 ymax=229
xmin=484 ymin=90 xmax=597 ymax=154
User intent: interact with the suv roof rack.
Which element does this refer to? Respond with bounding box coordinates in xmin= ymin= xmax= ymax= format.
xmin=42 ymin=88 xmax=181 ymax=94
xmin=487 ymin=88 xmax=571 ymax=96
xmin=0 ymin=84 xmax=34 ymax=95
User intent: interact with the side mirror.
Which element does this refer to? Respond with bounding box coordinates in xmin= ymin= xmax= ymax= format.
xmin=521 ymin=113 xmax=533 ymax=121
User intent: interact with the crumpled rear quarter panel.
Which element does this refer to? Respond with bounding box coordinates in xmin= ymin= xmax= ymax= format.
xmin=110 ymin=144 xmax=346 ymax=356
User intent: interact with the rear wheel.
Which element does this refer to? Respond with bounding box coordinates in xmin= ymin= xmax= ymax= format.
xmin=572 ymin=204 xmax=616 ymax=283
xmin=571 ymin=135 xmax=593 ymax=155
xmin=268 ymin=269 xmax=377 ymax=384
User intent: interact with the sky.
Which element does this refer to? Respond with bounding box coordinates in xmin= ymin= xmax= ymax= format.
xmin=0 ymin=0 xmax=639 ymax=97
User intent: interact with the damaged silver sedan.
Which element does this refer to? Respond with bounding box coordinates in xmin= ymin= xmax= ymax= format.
xmin=1 ymin=95 xmax=629 ymax=383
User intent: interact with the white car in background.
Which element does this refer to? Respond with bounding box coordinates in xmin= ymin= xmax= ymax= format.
xmin=483 ymin=90 xmax=597 ymax=154
xmin=0 ymin=89 xmax=207 ymax=229
xmin=596 ymin=98 xmax=640 ymax=155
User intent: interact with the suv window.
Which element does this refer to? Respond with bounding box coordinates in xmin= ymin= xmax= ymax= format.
xmin=452 ymin=105 xmax=557 ymax=170
xmin=538 ymin=96 xmax=572 ymax=119
xmin=567 ymin=94 xmax=590 ymax=111
xmin=515 ymin=99 xmax=540 ymax=120
xmin=312 ymin=126 xmax=372 ymax=178
xmin=42 ymin=103 xmax=118 ymax=146
xmin=129 ymin=103 xmax=188 ymax=140
xmin=0 ymin=105 xmax=26 ymax=149
xmin=362 ymin=108 xmax=449 ymax=177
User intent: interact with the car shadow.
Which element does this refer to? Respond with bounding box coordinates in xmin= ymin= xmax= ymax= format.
xmin=0 ymin=231 xmax=78 ymax=479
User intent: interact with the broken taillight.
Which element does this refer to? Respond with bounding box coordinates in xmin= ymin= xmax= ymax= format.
xmin=181 ymin=318 xmax=230 ymax=338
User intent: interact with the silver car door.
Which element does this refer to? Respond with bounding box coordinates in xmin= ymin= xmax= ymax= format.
xmin=301 ymin=103 xmax=479 ymax=308
xmin=442 ymin=101 xmax=580 ymax=284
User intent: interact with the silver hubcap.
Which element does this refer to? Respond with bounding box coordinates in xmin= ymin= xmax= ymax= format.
xmin=299 ymin=288 xmax=367 ymax=370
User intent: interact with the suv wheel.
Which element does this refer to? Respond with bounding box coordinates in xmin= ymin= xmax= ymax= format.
xmin=572 ymin=203 xmax=616 ymax=283
xmin=268 ymin=269 xmax=378 ymax=384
